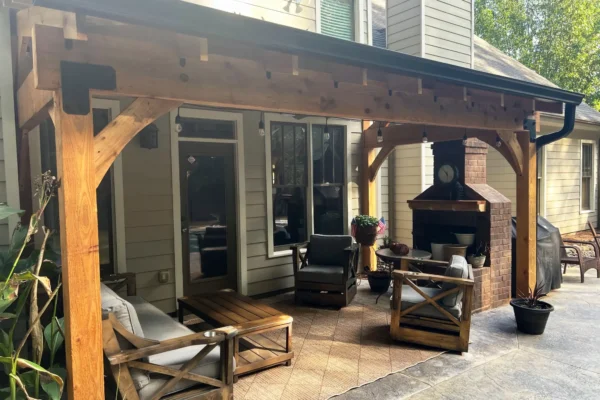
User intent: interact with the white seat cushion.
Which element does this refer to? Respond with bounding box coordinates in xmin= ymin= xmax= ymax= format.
xmin=127 ymin=296 xmax=224 ymax=399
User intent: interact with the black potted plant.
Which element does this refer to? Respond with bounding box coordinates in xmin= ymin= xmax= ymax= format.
xmin=352 ymin=215 xmax=380 ymax=246
xmin=510 ymin=282 xmax=554 ymax=335
xmin=364 ymin=264 xmax=391 ymax=293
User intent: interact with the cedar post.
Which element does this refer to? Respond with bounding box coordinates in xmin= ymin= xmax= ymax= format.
xmin=50 ymin=91 xmax=104 ymax=399
xmin=515 ymin=133 xmax=537 ymax=296
xmin=360 ymin=120 xmax=377 ymax=270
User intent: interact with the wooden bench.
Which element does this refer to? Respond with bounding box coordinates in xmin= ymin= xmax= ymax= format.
xmin=178 ymin=290 xmax=293 ymax=380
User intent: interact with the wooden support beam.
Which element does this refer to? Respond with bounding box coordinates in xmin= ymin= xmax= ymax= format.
xmin=495 ymin=130 xmax=524 ymax=175
xmin=17 ymin=71 xmax=53 ymax=131
xmin=360 ymin=121 xmax=378 ymax=271
xmin=94 ymin=98 xmax=181 ymax=187
xmin=515 ymin=133 xmax=537 ymax=296
xmin=29 ymin=24 xmax=527 ymax=131
xmin=17 ymin=6 xmax=87 ymax=40
xmin=369 ymin=145 xmax=394 ymax=182
xmin=50 ymin=91 xmax=104 ymax=400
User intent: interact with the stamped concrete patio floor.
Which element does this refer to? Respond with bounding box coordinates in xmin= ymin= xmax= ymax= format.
xmin=333 ymin=269 xmax=600 ymax=399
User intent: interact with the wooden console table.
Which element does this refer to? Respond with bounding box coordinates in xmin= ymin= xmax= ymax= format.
xmin=178 ymin=290 xmax=293 ymax=380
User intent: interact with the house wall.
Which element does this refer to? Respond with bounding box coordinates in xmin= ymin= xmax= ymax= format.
xmin=486 ymin=119 xmax=600 ymax=233
xmin=386 ymin=0 xmax=473 ymax=67
xmin=0 ymin=8 xmax=20 ymax=251
xmin=182 ymin=0 xmax=317 ymax=31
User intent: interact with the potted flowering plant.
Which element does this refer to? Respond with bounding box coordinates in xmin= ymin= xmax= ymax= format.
xmin=351 ymin=215 xmax=380 ymax=246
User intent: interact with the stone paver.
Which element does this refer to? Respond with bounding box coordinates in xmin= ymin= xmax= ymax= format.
xmin=333 ymin=269 xmax=600 ymax=399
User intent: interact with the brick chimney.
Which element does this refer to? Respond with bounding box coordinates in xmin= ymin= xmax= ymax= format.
xmin=386 ymin=0 xmax=474 ymax=69
xmin=432 ymin=139 xmax=488 ymax=186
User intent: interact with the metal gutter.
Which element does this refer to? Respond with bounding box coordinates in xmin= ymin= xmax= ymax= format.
xmin=536 ymin=103 xmax=577 ymax=151
xmin=34 ymin=0 xmax=584 ymax=106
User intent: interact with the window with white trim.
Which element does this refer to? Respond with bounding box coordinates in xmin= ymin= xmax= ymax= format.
xmin=536 ymin=147 xmax=544 ymax=215
xmin=581 ymin=141 xmax=594 ymax=211
xmin=268 ymin=118 xmax=348 ymax=254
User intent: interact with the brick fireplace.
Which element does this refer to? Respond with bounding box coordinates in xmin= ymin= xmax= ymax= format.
xmin=408 ymin=139 xmax=512 ymax=312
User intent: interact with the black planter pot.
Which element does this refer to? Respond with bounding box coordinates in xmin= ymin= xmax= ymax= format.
xmin=367 ymin=272 xmax=391 ymax=293
xmin=510 ymin=299 xmax=554 ymax=335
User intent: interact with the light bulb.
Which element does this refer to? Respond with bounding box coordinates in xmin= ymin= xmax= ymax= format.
xmin=324 ymin=132 xmax=330 ymax=141
xmin=496 ymin=135 xmax=502 ymax=148
xmin=422 ymin=131 xmax=428 ymax=143
xmin=462 ymin=133 xmax=468 ymax=146
xmin=258 ymin=120 xmax=266 ymax=137
xmin=174 ymin=112 xmax=183 ymax=133
xmin=376 ymin=127 xmax=383 ymax=143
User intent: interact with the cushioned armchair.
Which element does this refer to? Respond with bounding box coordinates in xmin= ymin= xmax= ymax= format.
xmin=291 ymin=235 xmax=359 ymax=307
xmin=390 ymin=255 xmax=474 ymax=352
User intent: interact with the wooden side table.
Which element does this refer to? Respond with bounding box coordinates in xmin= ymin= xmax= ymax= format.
xmin=178 ymin=290 xmax=293 ymax=380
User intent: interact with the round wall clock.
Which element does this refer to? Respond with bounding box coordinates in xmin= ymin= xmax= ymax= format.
xmin=438 ymin=164 xmax=459 ymax=184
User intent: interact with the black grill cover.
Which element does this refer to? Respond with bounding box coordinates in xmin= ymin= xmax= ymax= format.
xmin=511 ymin=216 xmax=562 ymax=296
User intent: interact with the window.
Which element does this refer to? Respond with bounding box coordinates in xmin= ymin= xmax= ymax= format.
xmin=536 ymin=147 xmax=544 ymax=215
xmin=267 ymin=117 xmax=349 ymax=255
xmin=320 ymin=0 xmax=355 ymax=41
xmin=270 ymin=122 xmax=308 ymax=249
xmin=39 ymin=108 xmax=118 ymax=274
xmin=312 ymin=125 xmax=345 ymax=235
xmin=371 ymin=0 xmax=387 ymax=49
xmin=581 ymin=142 xmax=594 ymax=211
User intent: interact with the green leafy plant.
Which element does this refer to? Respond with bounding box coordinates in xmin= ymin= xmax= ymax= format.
xmin=0 ymin=172 xmax=65 ymax=400
xmin=380 ymin=236 xmax=392 ymax=249
xmin=352 ymin=215 xmax=379 ymax=228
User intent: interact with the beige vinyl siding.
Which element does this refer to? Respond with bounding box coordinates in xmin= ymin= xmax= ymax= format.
xmin=423 ymin=0 xmax=472 ymax=68
xmin=387 ymin=0 xmax=422 ymax=56
xmin=545 ymin=138 xmax=598 ymax=233
xmin=121 ymin=106 xmax=177 ymax=313
xmin=183 ymin=0 xmax=316 ymax=31
xmin=486 ymin=147 xmax=517 ymax=217
xmin=391 ymin=144 xmax=421 ymax=246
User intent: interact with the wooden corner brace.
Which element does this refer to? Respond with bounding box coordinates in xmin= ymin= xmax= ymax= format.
xmin=94 ymin=98 xmax=182 ymax=187
xmin=368 ymin=145 xmax=395 ymax=182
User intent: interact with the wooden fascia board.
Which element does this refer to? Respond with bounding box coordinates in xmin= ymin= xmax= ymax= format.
xmin=29 ymin=24 xmax=530 ymax=131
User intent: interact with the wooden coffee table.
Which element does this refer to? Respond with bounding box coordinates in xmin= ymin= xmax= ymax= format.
xmin=178 ymin=289 xmax=293 ymax=380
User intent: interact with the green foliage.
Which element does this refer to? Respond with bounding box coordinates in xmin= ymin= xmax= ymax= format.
xmin=352 ymin=215 xmax=379 ymax=227
xmin=475 ymin=0 xmax=600 ymax=109
xmin=0 ymin=172 xmax=64 ymax=400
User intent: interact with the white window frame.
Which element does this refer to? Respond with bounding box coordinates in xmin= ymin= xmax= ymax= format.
xmin=537 ymin=146 xmax=546 ymax=217
xmin=316 ymin=0 xmax=368 ymax=44
xmin=580 ymin=139 xmax=596 ymax=213
xmin=264 ymin=113 xmax=355 ymax=258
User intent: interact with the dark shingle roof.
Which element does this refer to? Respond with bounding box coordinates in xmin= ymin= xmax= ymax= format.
xmin=474 ymin=36 xmax=600 ymax=124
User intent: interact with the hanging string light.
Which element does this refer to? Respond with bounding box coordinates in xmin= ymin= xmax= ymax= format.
xmin=422 ymin=129 xmax=428 ymax=143
xmin=258 ymin=111 xmax=266 ymax=137
xmin=496 ymin=133 xmax=502 ymax=148
xmin=324 ymin=117 xmax=330 ymax=141
xmin=376 ymin=122 xmax=384 ymax=143
xmin=462 ymin=130 xmax=468 ymax=146
xmin=174 ymin=107 xmax=183 ymax=133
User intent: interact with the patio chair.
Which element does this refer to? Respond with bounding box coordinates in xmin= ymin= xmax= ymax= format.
xmin=390 ymin=255 xmax=474 ymax=352
xmin=101 ymin=283 xmax=236 ymax=400
xmin=560 ymin=222 xmax=600 ymax=283
xmin=291 ymin=234 xmax=359 ymax=307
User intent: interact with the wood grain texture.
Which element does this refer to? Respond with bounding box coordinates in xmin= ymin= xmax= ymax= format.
xmin=29 ymin=24 xmax=528 ymax=130
xmin=94 ymin=97 xmax=181 ymax=187
xmin=51 ymin=91 xmax=103 ymax=400
xmin=17 ymin=71 xmax=53 ymax=131
xmin=515 ymin=134 xmax=537 ymax=296
xmin=360 ymin=121 xmax=377 ymax=270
